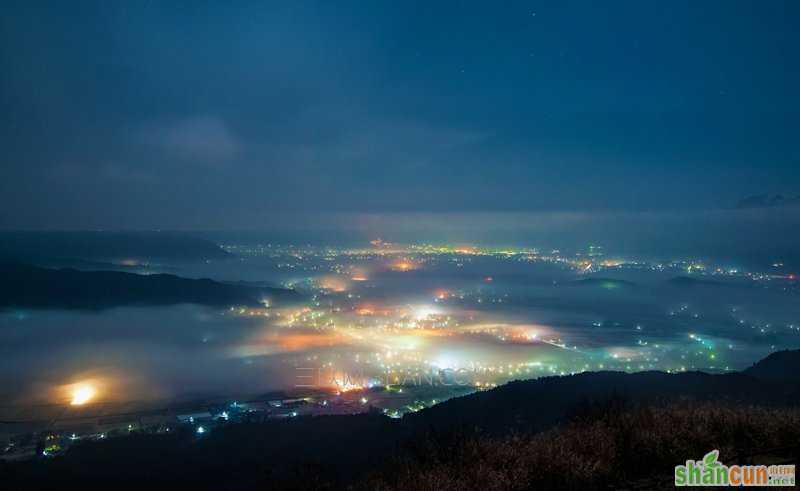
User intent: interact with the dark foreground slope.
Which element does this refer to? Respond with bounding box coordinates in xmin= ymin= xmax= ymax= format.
xmin=0 ymin=262 xmax=296 ymax=309
xmin=402 ymin=364 xmax=800 ymax=435
xmin=363 ymin=402 xmax=800 ymax=490
xmin=2 ymin=351 xmax=799 ymax=490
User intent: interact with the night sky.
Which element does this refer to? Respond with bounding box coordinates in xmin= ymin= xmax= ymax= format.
xmin=1 ymin=1 xmax=798 ymax=229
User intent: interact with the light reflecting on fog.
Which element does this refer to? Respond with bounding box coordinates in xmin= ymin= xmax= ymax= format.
xmin=1 ymin=246 xmax=799 ymax=408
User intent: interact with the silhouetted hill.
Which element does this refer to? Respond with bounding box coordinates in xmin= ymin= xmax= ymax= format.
xmin=403 ymin=368 xmax=800 ymax=435
xmin=0 ymin=231 xmax=229 ymax=262
xmin=0 ymin=263 xmax=296 ymax=310
xmin=744 ymin=349 xmax=800 ymax=382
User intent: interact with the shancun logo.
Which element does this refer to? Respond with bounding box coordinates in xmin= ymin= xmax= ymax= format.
xmin=675 ymin=449 xmax=795 ymax=486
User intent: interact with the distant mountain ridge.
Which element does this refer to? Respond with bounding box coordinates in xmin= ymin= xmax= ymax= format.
xmin=736 ymin=194 xmax=800 ymax=209
xmin=0 ymin=231 xmax=229 ymax=262
xmin=0 ymin=262 xmax=296 ymax=310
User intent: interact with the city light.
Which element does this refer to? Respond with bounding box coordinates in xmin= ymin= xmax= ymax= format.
xmin=70 ymin=383 xmax=97 ymax=406
xmin=391 ymin=259 xmax=417 ymax=272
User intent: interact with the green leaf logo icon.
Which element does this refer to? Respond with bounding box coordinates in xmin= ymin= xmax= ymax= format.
xmin=703 ymin=450 xmax=720 ymax=468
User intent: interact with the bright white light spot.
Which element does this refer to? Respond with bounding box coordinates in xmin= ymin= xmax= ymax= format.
xmin=70 ymin=384 xmax=96 ymax=406
xmin=432 ymin=353 xmax=459 ymax=369
xmin=412 ymin=305 xmax=440 ymax=320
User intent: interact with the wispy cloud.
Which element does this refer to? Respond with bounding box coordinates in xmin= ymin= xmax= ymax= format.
xmin=140 ymin=116 xmax=242 ymax=166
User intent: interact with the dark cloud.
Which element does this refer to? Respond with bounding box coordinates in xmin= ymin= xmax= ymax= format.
xmin=0 ymin=1 xmax=798 ymax=229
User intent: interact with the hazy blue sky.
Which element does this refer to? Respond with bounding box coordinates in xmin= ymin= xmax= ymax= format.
xmin=1 ymin=1 xmax=798 ymax=229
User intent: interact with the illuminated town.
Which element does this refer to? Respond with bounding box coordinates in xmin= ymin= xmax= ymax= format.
xmin=2 ymin=2 xmax=798 ymax=487
xmin=3 ymin=240 xmax=797 ymax=461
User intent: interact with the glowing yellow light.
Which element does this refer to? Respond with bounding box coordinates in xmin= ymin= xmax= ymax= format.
xmin=333 ymin=379 xmax=365 ymax=392
xmin=391 ymin=259 xmax=417 ymax=272
xmin=317 ymin=275 xmax=349 ymax=292
xmin=434 ymin=289 xmax=451 ymax=300
xmin=70 ymin=384 xmax=96 ymax=406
